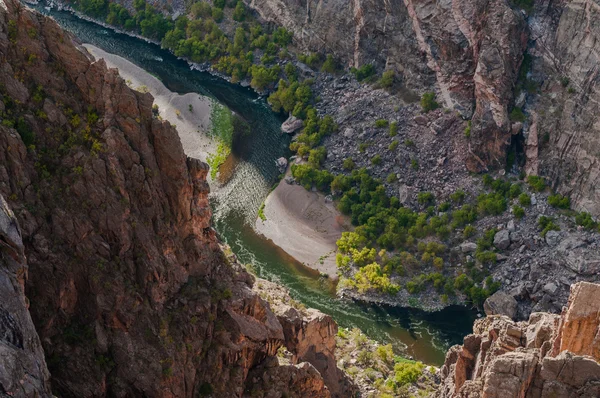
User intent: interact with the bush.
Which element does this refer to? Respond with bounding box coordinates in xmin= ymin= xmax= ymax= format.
xmin=389 ymin=121 xmax=398 ymax=137
xmin=371 ymin=154 xmax=382 ymax=165
xmin=548 ymin=194 xmax=570 ymax=209
xmin=538 ymin=216 xmax=560 ymax=237
xmin=375 ymin=119 xmax=389 ymax=128
xmin=450 ymin=189 xmax=466 ymax=204
xmin=477 ymin=193 xmax=507 ymax=216
xmin=379 ymin=70 xmax=395 ymax=88
xmin=232 ymin=1 xmax=246 ymax=21
xmin=386 ymin=173 xmax=397 ymax=183
xmin=518 ymin=192 xmax=531 ymax=206
xmin=420 ymin=92 xmax=439 ymax=113
xmin=320 ymin=54 xmax=337 ymax=73
xmin=351 ymin=64 xmax=376 ymax=82
xmin=509 ymin=107 xmax=526 ymax=122
xmin=527 ymin=175 xmax=546 ymax=192
xmin=343 ymin=158 xmax=355 ymax=170
xmin=417 ymin=192 xmax=435 ymax=206
xmin=394 ymin=359 xmax=424 ymax=387
xmin=575 ymin=212 xmax=598 ymax=230
xmin=463 ymin=224 xmax=476 ymax=238
xmin=388 ymin=141 xmax=399 ymax=151
xmin=513 ymin=205 xmax=525 ymax=219
xmin=509 ymin=184 xmax=522 ymax=198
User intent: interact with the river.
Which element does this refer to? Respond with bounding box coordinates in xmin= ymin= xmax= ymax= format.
xmin=34 ymin=4 xmax=477 ymax=365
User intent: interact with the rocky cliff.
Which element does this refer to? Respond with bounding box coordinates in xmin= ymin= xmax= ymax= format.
xmin=0 ymin=1 xmax=351 ymax=396
xmin=438 ymin=281 xmax=600 ymax=397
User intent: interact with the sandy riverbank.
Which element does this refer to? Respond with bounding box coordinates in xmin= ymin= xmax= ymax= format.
xmin=255 ymin=174 xmax=350 ymax=278
xmin=84 ymin=44 xmax=215 ymax=163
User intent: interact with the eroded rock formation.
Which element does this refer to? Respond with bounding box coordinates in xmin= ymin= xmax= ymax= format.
xmin=438 ymin=282 xmax=600 ymax=397
xmin=0 ymin=1 xmax=344 ymax=395
xmin=0 ymin=195 xmax=51 ymax=397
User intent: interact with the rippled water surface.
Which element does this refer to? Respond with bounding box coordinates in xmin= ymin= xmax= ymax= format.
xmin=36 ymin=4 xmax=477 ymax=365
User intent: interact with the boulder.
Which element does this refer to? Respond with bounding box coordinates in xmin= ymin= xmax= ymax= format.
xmin=275 ymin=157 xmax=288 ymax=174
xmin=493 ymin=229 xmax=511 ymax=250
xmin=281 ymin=115 xmax=304 ymax=134
xmin=460 ymin=242 xmax=478 ymax=253
xmin=483 ymin=291 xmax=518 ymax=319
xmin=545 ymin=230 xmax=561 ymax=246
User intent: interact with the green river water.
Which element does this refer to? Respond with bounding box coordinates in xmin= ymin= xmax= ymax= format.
xmin=35 ymin=4 xmax=477 ymax=365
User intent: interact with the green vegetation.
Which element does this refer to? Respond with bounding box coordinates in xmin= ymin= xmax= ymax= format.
xmin=258 ymin=201 xmax=266 ymax=221
xmin=518 ymin=192 xmax=531 ymax=206
xmin=538 ymin=216 xmax=560 ymax=237
xmin=420 ymin=92 xmax=439 ymax=113
xmin=206 ymin=102 xmax=234 ymax=179
xmin=575 ymin=212 xmax=598 ymax=230
xmin=548 ymin=194 xmax=570 ymax=209
xmin=351 ymin=64 xmax=376 ymax=82
xmin=388 ymin=141 xmax=399 ymax=151
xmin=379 ymin=70 xmax=395 ymax=88
xmin=371 ymin=154 xmax=382 ymax=165
xmin=343 ymin=158 xmax=355 ymax=171
xmin=464 ymin=120 xmax=471 ymax=138
xmin=393 ymin=359 xmax=424 ymax=387
xmin=389 ymin=121 xmax=398 ymax=137
xmin=509 ymin=107 xmax=526 ymax=122
xmin=513 ymin=205 xmax=525 ymax=219
xmin=527 ymin=175 xmax=546 ymax=192
xmin=375 ymin=119 xmax=389 ymax=128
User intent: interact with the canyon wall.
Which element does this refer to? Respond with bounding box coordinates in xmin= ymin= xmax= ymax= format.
xmin=245 ymin=0 xmax=600 ymax=215
xmin=438 ymin=281 xmax=600 ymax=397
xmin=0 ymin=1 xmax=350 ymax=395
xmin=527 ymin=0 xmax=600 ymax=216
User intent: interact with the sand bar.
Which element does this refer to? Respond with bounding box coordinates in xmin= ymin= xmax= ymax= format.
xmin=255 ymin=174 xmax=350 ymax=278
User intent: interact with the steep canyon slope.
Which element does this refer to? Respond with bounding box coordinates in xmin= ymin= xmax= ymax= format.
xmin=244 ymin=0 xmax=600 ymax=215
xmin=0 ymin=1 xmax=352 ymax=396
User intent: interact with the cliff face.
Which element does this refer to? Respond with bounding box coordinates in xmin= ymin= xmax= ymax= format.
xmin=0 ymin=195 xmax=51 ymax=397
xmin=526 ymin=0 xmax=600 ymax=216
xmin=438 ymin=282 xmax=600 ymax=397
xmin=0 ymin=1 xmax=347 ymax=396
xmin=245 ymin=0 xmax=527 ymax=170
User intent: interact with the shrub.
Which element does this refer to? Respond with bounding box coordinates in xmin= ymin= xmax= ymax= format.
xmin=388 ymin=141 xmax=399 ymax=151
xmin=320 ymin=54 xmax=337 ymax=73
xmin=463 ymin=224 xmax=476 ymax=238
xmin=371 ymin=154 xmax=382 ymax=165
xmin=394 ymin=359 xmax=424 ymax=387
xmin=376 ymin=344 xmax=394 ymax=363
xmin=404 ymin=139 xmax=415 ymax=147
xmin=417 ymin=192 xmax=435 ymax=206
xmin=351 ymin=64 xmax=376 ymax=82
xmin=538 ymin=216 xmax=560 ymax=237
xmin=389 ymin=121 xmax=398 ymax=137
xmin=575 ymin=212 xmax=598 ymax=230
xmin=386 ymin=173 xmax=397 ymax=183
xmin=411 ymin=159 xmax=419 ymax=170
xmin=450 ymin=189 xmax=466 ymax=204
xmin=420 ymin=92 xmax=439 ymax=113
xmin=513 ymin=205 xmax=525 ymax=219
xmin=477 ymin=193 xmax=507 ymax=216
xmin=232 ymin=1 xmax=246 ymax=21
xmin=343 ymin=158 xmax=355 ymax=170
xmin=548 ymin=194 xmax=570 ymax=209
xmin=509 ymin=184 xmax=522 ymax=198
xmin=464 ymin=120 xmax=471 ymax=138
xmin=527 ymin=176 xmax=546 ymax=192
xmin=509 ymin=107 xmax=526 ymax=122
xmin=375 ymin=119 xmax=389 ymax=128
xmin=379 ymin=70 xmax=395 ymax=88
xmin=519 ymin=192 xmax=532 ymax=206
